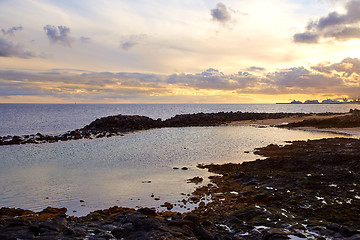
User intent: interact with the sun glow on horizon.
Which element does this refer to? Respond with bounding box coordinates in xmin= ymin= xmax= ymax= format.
xmin=1 ymin=0 xmax=360 ymax=103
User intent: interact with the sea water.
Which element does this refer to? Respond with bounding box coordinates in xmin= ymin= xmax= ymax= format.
xmin=0 ymin=103 xmax=356 ymax=136
xmin=0 ymin=104 xmax=357 ymax=216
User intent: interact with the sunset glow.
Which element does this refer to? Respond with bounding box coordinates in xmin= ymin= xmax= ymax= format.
xmin=1 ymin=0 xmax=360 ymax=103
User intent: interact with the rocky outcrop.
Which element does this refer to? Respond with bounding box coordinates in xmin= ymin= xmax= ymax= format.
xmin=284 ymin=108 xmax=360 ymax=128
xmin=0 ymin=111 xmax=312 ymax=145
xmin=82 ymin=115 xmax=163 ymax=133
xmin=163 ymin=112 xmax=307 ymax=127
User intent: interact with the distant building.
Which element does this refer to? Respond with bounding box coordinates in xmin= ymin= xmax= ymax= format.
xmin=304 ymin=100 xmax=320 ymax=104
xmin=321 ymin=99 xmax=340 ymax=104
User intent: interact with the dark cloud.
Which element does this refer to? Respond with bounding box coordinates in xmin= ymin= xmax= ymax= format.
xmin=43 ymin=25 xmax=72 ymax=46
xmin=324 ymin=26 xmax=360 ymax=40
xmin=211 ymin=2 xmax=231 ymax=24
xmin=293 ymin=32 xmax=320 ymax=43
xmin=294 ymin=0 xmax=360 ymax=43
xmin=1 ymin=25 xmax=23 ymax=36
xmin=0 ymin=38 xmax=35 ymax=58
xmin=247 ymin=66 xmax=266 ymax=72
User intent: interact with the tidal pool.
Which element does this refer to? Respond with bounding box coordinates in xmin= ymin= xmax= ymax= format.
xmin=0 ymin=125 xmax=350 ymax=216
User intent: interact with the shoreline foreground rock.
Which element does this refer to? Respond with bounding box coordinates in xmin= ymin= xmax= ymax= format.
xmin=2 ymin=137 xmax=360 ymax=239
xmin=0 ymin=110 xmax=348 ymax=145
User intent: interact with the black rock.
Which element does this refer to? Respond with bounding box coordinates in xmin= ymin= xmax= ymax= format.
xmin=194 ymin=225 xmax=215 ymax=240
xmin=137 ymin=208 xmax=157 ymax=216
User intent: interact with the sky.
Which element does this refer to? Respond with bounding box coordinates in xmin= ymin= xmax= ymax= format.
xmin=1 ymin=0 xmax=360 ymax=103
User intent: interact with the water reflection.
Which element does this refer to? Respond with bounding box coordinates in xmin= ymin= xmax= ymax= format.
xmin=0 ymin=125 xmax=352 ymax=216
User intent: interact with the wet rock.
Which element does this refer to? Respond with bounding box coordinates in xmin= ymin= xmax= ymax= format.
xmin=187 ymin=176 xmax=203 ymax=184
xmin=326 ymin=223 xmax=341 ymax=232
xmin=263 ymin=228 xmax=291 ymax=240
xmin=194 ymin=225 xmax=214 ymax=240
xmin=160 ymin=202 xmax=173 ymax=210
xmin=112 ymin=226 xmax=132 ymax=238
xmin=63 ymin=227 xmax=87 ymax=237
xmin=90 ymin=231 xmax=114 ymax=240
xmin=39 ymin=216 xmax=68 ymax=232
xmin=184 ymin=213 xmax=199 ymax=225
xmin=168 ymin=219 xmax=194 ymax=227
xmin=137 ymin=207 xmax=157 ymax=216
xmin=348 ymin=234 xmax=360 ymax=240
xmin=3 ymin=219 xmax=31 ymax=228
xmin=37 ymin=207 xmax=67 ymax=220
xmin=340 ymin=225 xmax=359 ymax=237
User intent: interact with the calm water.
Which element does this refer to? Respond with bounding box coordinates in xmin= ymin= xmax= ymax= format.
xmin=0 ymin=103 xmax=357 ymax=136
xmin=0 ymin=104 xmax=358 ymax=216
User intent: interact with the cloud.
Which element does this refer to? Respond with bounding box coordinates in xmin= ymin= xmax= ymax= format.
xmin=0 ymin=38 xmax=35 ymax=58
xmin=43 ymin=25 xmax=72 ymax=46
xmin=1 ymin=25 xmax=23 ymax=36
xmin=293 ymin=32 xmax=320 ymax=43
xmin=167 ymin=68 xmax=257 ymax=90
xmin=80 ymin=36 xmax=91 ymax=43
xmin=311 ymin=57 xmax=360 ymax=77
xmin=247 ymin=66 xmax=266 ymax=72
xmin=267 ymin=67 xmax=343 ymax=89
xmin=120 ymin=34 xmax=146 ymax=51
xmin=0 ymin=82 xmax=43 ymax=97
xmin=0 ymin=70 xmax=169 ymax=100
xmin=211 ymin=2 xmax=232 ymax=24
xmin=0 ymin=58 xmax=359 ymax=101
xmin=323 ymin=26 xmax=360 ymax=40
xmin=121 ymin=41 xmax=137 ymax=50
xmin=294 ymin=0 xmax=360 ymax=43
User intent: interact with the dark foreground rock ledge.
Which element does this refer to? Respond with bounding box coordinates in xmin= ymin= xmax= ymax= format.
xmin=0 ymin=206 xmax=214 ymax=240
xmin=2 ymin=137 xmax=360 ymax=239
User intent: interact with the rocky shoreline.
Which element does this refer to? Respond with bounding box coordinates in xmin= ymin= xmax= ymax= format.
xmin=0 ymin=111 xmax=332 ymax=145
xmin=283 ymin=109 xmax=360 ymax=128
xmin=192 ymin=137 xmax=360 ymax=239
xmin=2 ymin=110 xmax=360 ymax=239
xmin=2 ymin=137 xmax=360 ymax=239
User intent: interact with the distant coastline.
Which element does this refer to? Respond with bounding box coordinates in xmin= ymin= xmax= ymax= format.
xmin=277 ymin=99 xmax=360 ymax=104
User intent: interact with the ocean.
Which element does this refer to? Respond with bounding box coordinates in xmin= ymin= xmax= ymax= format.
xmin=0 ymin=103 xmax=357 ymax=136
xmin=0 ymin=104 xmax=358 ymax=216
